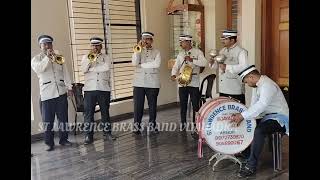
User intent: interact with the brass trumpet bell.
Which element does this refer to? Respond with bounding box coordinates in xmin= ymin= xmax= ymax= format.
xmin=88 ymin=52 xmax=97 ymax=63
xmin=55 ymin=55 xmax=65 ymax=65
xmin=133 ymin=44 xmax=142 ymax=53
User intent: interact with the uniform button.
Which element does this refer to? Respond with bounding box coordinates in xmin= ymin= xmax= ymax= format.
xmin=97 ymin=80 xmax=99 ymax=81
xmin=220 ymin=80 xmax=223 ymax=81
xmin=97 ymin=73 xmax=99 ymax=75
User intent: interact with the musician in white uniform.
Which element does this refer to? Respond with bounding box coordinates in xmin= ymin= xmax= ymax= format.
xmin=208 ymin=30 xmax=248 ymax=104
xmin=81 ymin=37 xmax=116 ymax=144
xmin=31 ymin=35 xmax=73 ymax=151
xmin=171 ymin=35 xmax=207 ymax=132
xmin=231 ymin=65 xmax=289 ymax=178
xmin=209 ymin=30 xmax=250 ymax=157
xmin=132 ymin=32 xmax=161 ymax=134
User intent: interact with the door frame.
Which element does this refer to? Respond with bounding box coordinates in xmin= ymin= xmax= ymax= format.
xmin=261 ymin=0 xmax=272 ymax=76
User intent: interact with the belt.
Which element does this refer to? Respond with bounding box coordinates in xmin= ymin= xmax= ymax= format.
xmin=192 ymin=73 xmax=198 ymax=75
xmin=43 ymin=81 xmax=51 ymax=85
xmin=265 ymin=113 xmax=277 ymax=116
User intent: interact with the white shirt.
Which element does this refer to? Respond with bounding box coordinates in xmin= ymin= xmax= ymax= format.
xmin=209 ymin=43 xmax=248 ymax=74
xmin=81 ymin=53 xmax=111 ymax=92
xmin=31 ymin=52 xmax=72 ymax=101
xmin=131 ymin=47 xmax=161 ymax=88
xmin=209 ymin=43 xmax=248 ymax=94
xmin=132 ymin=47 xmax=161 ymax=68
xmin=171 ymin=48 xmax=207 ymax=87
xmin=241 ymin=75 xmax=289 ymax=119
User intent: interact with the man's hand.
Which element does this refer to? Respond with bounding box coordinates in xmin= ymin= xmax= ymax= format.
xmin=230 ymin=113 xmax=244 ymax=127
xmin=170 ymin=75 xmax=177 ymax=81
xmin=67 ymin=90 xmax=73 ymax=97
xmin=138 ymin=40 xmax=146 ymax=47
xmin=185 ymin=56 xmax=193 ymax=62
xmin=219 ymin=63 xmax=226 ymax=72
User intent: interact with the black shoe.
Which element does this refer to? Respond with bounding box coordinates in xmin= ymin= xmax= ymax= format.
xmin=147 ymin=126 xmax=159 ymax=135
xmin=84 ymin=136 xmax=93 ymax=145
xmin=104 ymin=133 xmax=116 ymax=140
xmin=154 ymin=128 xmax=159 ymax=134
xmin=133 ymin=126 xmax=142 ymax=135
xmin=59 ymin=140 xmax=72 ymax=146
xmin=46 ymin=145 xmax=54 ymax=151
xmin=235 ymin=154 xmax=250 ymax=166
xmin=238 ymin=166 xmax=256 ymax=178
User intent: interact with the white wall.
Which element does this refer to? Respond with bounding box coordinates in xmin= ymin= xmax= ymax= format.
xmin=240 ymin=0 xmax=262 ymax=105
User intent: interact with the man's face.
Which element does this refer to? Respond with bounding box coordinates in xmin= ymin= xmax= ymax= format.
xmin=179 ymin=40 xmax=191 ymax=50
xmin=142 ymin=37 xmax=153 ymax=48
xmin=40 ymin=42 xmax=53 ymax=52
xmin=243 ymin=74 xmax=257 ymax=87
xmin=222 ymin=37 xmax=234 ymax=48
xmin=91 ymin=44 xmax=102 ymax=53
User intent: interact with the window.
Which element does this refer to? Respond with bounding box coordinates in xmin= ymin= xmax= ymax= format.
xmin=68 ymin=0 xmax=141 ymax=102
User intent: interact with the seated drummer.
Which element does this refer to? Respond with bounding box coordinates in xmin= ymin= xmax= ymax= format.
xmin=230 ymin=65 xmax=289 ymax=178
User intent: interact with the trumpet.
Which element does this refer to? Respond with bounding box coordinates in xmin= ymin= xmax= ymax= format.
xmin=88 ymin=51 xmax=97 ymax=63
xmin=133 ymin=44 xmax=142 ymax=53
xmin=47 ymin=49 xmax=65 ymax=65
xmin=133 ymin=40 xmax=146 ymax=53
xmin=54 ymin=54 xmax=65 ymax=65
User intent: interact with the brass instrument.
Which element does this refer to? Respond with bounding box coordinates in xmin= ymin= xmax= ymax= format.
xmin=47 ymin=49 xmax=65 ymax=65
xmin=54 ymin=54 xmax=65 ymax=65
xmin=208 ymin=49 xmax=227 ymax=64
xmin=214 ymin=54 xmax=226 ymax=63
xmin=133 ymin=40 xmax=146 ymax=53
xmin=209 ymin=49 xmax=219 ymax=58
xmin=177 ymin=64 xmax=193 ymax=86
xmin=133 ymin=44 xmax=142 ymax=53
xmin=177 ymin=52 xmax=193 ymax=86
xmin=88 ymin=52 xmax=97 ymax=63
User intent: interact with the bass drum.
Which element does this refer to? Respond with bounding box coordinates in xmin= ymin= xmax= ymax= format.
xmin=196 ymin=97 xmax=256 ymax=155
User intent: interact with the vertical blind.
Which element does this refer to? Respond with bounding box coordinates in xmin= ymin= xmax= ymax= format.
xmin=68 ymin=0 xmax=141 ymax=102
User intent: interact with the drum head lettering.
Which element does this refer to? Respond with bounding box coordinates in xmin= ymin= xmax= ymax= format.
xmin=199 ymin=98 xmax=256 ymax=155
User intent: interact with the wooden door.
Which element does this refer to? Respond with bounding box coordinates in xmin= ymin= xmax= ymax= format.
xmin=262 ymin=0 xmax=289 ymax=87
